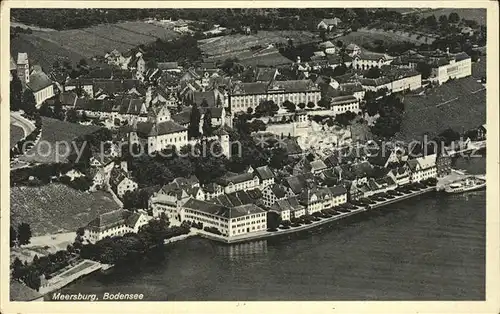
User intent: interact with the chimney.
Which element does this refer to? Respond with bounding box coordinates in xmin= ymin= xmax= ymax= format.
xmin=296 ymin=56 xmax=301 ymax=64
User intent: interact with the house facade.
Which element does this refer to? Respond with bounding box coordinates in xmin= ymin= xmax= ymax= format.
xmin=230 ymin=80 xmax=321 ymax=113
xmin=299 ymin=185 xmax=348 ymax=215
xmin=84 ymin=209 xmax=151 ymax=243
xmin=430 ymin=52 xmax=472 ymax=85
xmin=330 ymin=95 xmax=361 ymax=115
xmin=407 ymin=154 xmax=438 ymax=182
xmin=180 ymin=198 xmax=267 ymax=238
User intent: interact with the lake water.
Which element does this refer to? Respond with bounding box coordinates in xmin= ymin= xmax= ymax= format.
xmin=58 ymin=157 xmax=486 ymax=300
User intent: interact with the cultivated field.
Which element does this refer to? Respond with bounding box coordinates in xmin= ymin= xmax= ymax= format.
xmin=340 ymin=29 xmax=436 ymax=47
xmin=398 ymin=76 xmax=486 ymax=141
xmin=10 ymin=183 xmax=120 ymax=236
xmin=11 ymin=20 xmax=178 ymax=69
xmin=199 ymin=30 xmax=316 ymax=58
xmin=19 ymin=117 xmax=103 ymax=164
xmin=10 ymin=125 xmax=24 ymax=149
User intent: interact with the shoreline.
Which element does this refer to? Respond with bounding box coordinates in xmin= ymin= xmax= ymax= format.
xmin=42 ymin=184 xmax=461 ymax=297
xmin=199 ymin=186 xmax=437 ymax=244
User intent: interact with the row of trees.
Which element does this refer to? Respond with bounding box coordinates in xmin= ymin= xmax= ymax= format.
xmin=10 ymin=223 xmax=32 ymax=247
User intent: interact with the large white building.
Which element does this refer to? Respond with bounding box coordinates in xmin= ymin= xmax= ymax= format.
xmin=407 ymin=154 xmax=438 ymax=182
xmin=230 ymin=80 xmax=321 ymax=113
xmin=84 ymin=209 xmax=151 ymax=243
xmin=216 ymin=169 xmax=260 ymax=194
xmin=430 ymin=52 xmax=472 ymax=85
xmin=299 ymin=185 xmax=348 ymax=215
xmin=26 ymin=66 xmax=55 ymax=107
xmin=352 ymin=51 xmax=394 ymax=70
xmin=330 ymin=95 xmax=361 ymax=115
xmin=180 ymin=198 xmax=267 ymax=238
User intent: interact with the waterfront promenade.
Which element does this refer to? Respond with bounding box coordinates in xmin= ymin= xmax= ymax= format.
xmin=199 ymin=185 xmax=437 ymax=244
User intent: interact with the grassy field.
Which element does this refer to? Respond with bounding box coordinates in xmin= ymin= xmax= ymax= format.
xmin=398 ymin=76 xmax=486 ymax=142
xmin=19 ymin=117 xmax=103 ymax=164
xmin=11 ymin=20 xmax=178 ymax=69
xmin=417 ymin=8 xmax=486 ymax=25
xmin=10 ymin=183 xmax=120 ymax=236
xmin=10 ymin=125 xmax=24 ymax=149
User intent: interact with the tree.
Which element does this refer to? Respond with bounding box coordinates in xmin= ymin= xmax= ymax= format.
xmin=246 ymin=107 xmax=254 ymax=115
xmin=202 ymin=109 xmax=213 ymax=136
xmin=351 ymin=20 xmax=361 ymax=32
xmin=282 ymin=100 xmax=296 ymax=112
xmin=307 ymin=102 xmax=316 ymax=109
xmin=332 ymin=64 xmax=348 ymax=77
xmin=10 ymin=74 xmax=23 ymax=111
xmin=317 ymin=99 xmax=329 ymax=109
xmin=416 ymin=61 xmax=432 ymax=79
xmin=336 ymin=40 xmax=343 ymax=48
xmin=364 ymin=67 xmax=381 ymax=79
xmin=11 ymin=257 xmax=25 ymax=280
xmin=438 ymin=15 xmax=448 ymax=26
xmin=298 ymin=102 xmax=306 ymax=110
xmin=10 ymin=226 xmax=18 ymax=247
xmin=448 ymin=12 xmax=460 ymax=23
xmin=66 ymin=109 xmax=78 ymax=123
xmin=17 ymin=223 xmax=32 ymax=246
xmin=78 ymin=58 xmax=88 ymax=67
xmin=76 ymin=227 xmax=85 ymax=237
xmin=21 ymin=90 xmax=37 ymax=116
xmin=188 ymin=104 xmax=201 ymax=139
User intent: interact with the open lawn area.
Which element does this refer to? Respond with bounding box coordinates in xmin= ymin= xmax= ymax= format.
xmin=10 ymin=125 xmax=24 ymax=149
xmin=19 ymin=117 xmax=103 ymax=164
xmin=398 ymin=76 xmax=485 ymax=141
xmin=10 ymin=183 xmax=120 ymax=236
xmin=11 ymin=20 xmax=178 ymax=69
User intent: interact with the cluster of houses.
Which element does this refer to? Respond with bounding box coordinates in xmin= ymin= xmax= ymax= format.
xmin=82 ymin=137 xmax=445 ymax=242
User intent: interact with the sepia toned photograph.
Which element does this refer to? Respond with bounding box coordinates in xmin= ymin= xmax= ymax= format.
xmin=1 ymin=2 xmax=498 ymax=311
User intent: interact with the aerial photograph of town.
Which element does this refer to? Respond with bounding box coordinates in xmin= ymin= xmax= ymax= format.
xmin=7 ymin=6 xmax=489 ymax=303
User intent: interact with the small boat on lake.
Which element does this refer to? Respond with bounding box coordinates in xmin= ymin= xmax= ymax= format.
xmin=444 ymin=176 xmax=486 ymax=194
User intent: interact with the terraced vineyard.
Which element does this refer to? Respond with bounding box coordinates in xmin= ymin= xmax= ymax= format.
xmin=10 ymin=184 xmax=120 ymax=236
xmin=11 ymin=20 xmax=178 ymax=69
xmin=398 ymin=76 xmax=486 ymax=141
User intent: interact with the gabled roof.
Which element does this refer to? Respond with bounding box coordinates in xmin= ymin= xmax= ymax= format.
xmin=320 ymin=18 xmax=342 ymax=25
xmin=27 ymin=71 xmax=53 ymax=92
xmin=268 ymin=80 xmax=318 ymax=92
xmin=255 ymin=165 xmax=274 ymax=180
xmin=183 ymin=198 xmax=230 ymax=218
xmin=217 ymin=172 xmax=257 ymax=186
xmin=256 ymin=68 xmax=278 ymax=82
xmin=319 ymin=41 xmax=335 ymax=49
xmin=158 ymin=62 xmax=179 ymax=70
xmin=330 ymin=95 xmax=358 ymax=105
xmin=86 ymin=209 xmax=129 ymax=231
xmin=310 ymin=160 xmax=328 ymax=171
xmin=232 ymin=82 xmax=268 ymax=95
xmin=149 ymin=120 xmax=187 ymax=136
